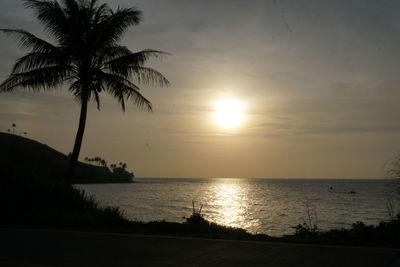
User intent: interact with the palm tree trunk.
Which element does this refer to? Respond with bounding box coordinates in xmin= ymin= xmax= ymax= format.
xmin=65 ymin=93 xmax=89 ymax=183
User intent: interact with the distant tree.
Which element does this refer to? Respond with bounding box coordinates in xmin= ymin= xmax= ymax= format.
xmin=110 ymin=161 xmax=133 ymax=179
xmin=0 ymin=0 xmax=169 ymax=182
xmin=85 ymin=156 xmax=107 ymax=167
xmin=12 ymin=123 xmax=16 ymax=134
xmin=101 ymin=159 xmax=107 ymax=167
xmin=387 ymin=155 xmax=400 ymax=179
xmin=7 ymin=129 xmax=10 ymax=133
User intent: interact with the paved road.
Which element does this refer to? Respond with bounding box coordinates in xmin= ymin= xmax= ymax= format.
xmin=1 ymin=228 xmax=399 ymax=266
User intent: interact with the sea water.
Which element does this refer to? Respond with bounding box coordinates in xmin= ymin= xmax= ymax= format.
xmin=78 ymin=178 xmax=400 ymax=236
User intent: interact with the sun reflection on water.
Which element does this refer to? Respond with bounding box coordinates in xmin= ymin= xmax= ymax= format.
xmin=205 ymin=179 xmax=260 ymax=230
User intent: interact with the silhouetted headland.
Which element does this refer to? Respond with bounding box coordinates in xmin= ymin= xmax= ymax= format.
xmin=0 ymin=132 xmax=133 ymax=183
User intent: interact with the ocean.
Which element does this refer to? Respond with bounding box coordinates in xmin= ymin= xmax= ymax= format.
xmin=78 ymin=178 xmax=400 ymax=236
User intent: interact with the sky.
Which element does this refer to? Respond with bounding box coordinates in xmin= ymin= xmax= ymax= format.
xmin=1 ymin=0 xmax=400 ymax=178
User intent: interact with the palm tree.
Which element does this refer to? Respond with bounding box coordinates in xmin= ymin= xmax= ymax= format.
xmin=0 ymin=0 xmax=169 ymax=182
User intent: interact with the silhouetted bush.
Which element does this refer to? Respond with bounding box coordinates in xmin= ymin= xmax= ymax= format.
xmin=1 ymin=177 xmax=128 ymax=231
xmin=185 ymin=200 xmax=208 ymax=226
xmin=283 ymin=215 xmax=400 ymax=247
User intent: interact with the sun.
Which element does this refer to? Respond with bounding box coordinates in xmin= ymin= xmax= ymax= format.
xmin=213 ymin=99 xmax=245 ymax=129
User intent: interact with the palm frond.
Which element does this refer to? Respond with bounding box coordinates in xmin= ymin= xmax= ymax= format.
xmin=105 ymin=49 xmax=169 ymax=67
xmin=61 ymin=0 xmax=80 ymax=12
xmin=97 ymin=70 xmax=140 ymax=90
xmin=96 ymin=71 xmax=152 ymax=111
xmin=69 ymin=80 xmax=84 ymax=100
xmin=93 ymin=3 xmax=111 ymax=23
xmin=107 ymin=65 xmax=169 ymax=87
xmin=0 ymin=29 xmax=56 ymax=53
xmin=93 ymin=89 xmax=101 ymax=110
xmin=23 ymin=0 xmax=69 ymax=42
xmin=12 ymin=51 xmax=69 ymax=73
xmin=94 ymin=7 xmax=142 ymax=46
xmin=0 ymin=65 xmax=73 ymax=92
xmin=89 ymin=0 xmax=100 ymax=9
xmin=95 ymin=45 xmax=131 ymax=67
xmin=117 ymin=91 xmax=126 ymax=111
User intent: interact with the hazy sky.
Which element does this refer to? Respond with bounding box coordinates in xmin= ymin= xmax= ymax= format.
xmin=1 ymin=0 xmax=400 ymax=178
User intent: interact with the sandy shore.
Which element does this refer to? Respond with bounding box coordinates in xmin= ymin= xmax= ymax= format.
xmin=1 ymin=228 xmax=400 ymax=266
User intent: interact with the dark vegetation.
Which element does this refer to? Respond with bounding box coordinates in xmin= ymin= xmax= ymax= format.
xmin=278 ymin=197 xmax=400 ymax=247
xmin=83 ymin=156 xmax=134 ymax=182
xmin=282 ymin=219 xmax=400 ymax=247
xmin=1 ymin=132 xmax=133 ymax=183
xmin=7 ymin=122 xmax=27 ymax=136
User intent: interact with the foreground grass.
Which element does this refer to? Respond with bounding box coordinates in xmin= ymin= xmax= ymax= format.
xmin=1 ymin=178 xmax=266 ymax=241
xmin=2 ymin=178 xmax=400 ymax=247
xmin=282 ymin=219 xmax=400 ymax=247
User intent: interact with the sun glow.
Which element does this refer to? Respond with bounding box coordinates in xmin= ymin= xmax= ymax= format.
xmin=213 ymin=99 xmax=245 ymax=129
